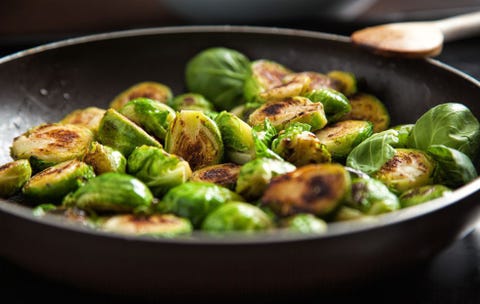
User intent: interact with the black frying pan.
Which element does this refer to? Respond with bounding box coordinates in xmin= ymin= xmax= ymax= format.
xmin=1 ymin=26 xmax=480 ymax=297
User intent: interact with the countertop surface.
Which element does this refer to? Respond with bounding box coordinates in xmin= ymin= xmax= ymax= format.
xmin=1 ymin=26 xmax=480 ymax=303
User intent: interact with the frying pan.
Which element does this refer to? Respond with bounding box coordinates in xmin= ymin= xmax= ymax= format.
xmin=0 ymin=26 xmax=480 ymax=297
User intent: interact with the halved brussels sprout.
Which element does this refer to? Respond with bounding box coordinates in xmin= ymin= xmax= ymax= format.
xmin=215 ymin=111 xmax=255 ymax=164
xmin=315 ymin=120 xmax=373 ymax=160
xmin=60 ymin=107 xmax=106 ymax=133
xmin=372 ymin=148 xmax=435 ymax=194
xmin=165 ymin=110 xmax=223 ymax=171
xmin=262 ymin=163 xmax=351 ymax=217
xmin=341 ymin=92 xmax=390 ymax=132
xmin=119 ymin=97 xmax=176 ymax=141
xmin=399 ymin=184 xmax=452 ymax=208
xmin=186 ymin=47 xmax=251 ymax=111
xmin=100 ymin=214 xmax=192 ymax=237
xmin=230 ymin=102 xmax=262 ymax=122
xmin=256 ymin=73 xmax=311 ymax=103
xmin=201 ymin=201 xmax=273 ymax=232
xmin=243 ymin=59 xmax=292 ymax=103
xmin=190 ymin=163 xmax=240 ymax=190
xmin=22 ymin=160 xmax=95 ymax=204
xmin=110 ymin=81 xmax=173 ymax=110
xmin=280 ymin=213 xmax=328 ymax=234
xmin=391 ymin=124 xmax=414 ymax=148
xmin=271 ymin=123 xmax=331 ymax=166
xmin=169 ymin=93 xmax=216 ymax=113
xmin=346 ymin=177 xmax=400 ymax=215
xmin=235 ymin=158 xmax=296 ymax=200
xmin=96 ymin=109 xmax=161 ymax=157
xmin=248 ymin=96 xmax=328 ymax=131
xmin=304 ymin=88 xmax=351 ymax=123
xmin=0 ymin=159 xmax=32 ymax=198
xmin=127 ymin=145 xmax=192 ymax=197
xmin=11 ymin=123 xmax=94 ymax=171
xmin=284 ymin=71 xmax=342 ymax=92
xmin=327 ymin=70 xmax=357 ymax=96
xmin=62 ymin=172 xmax=153 ymax=213
xmin=83 ymin=141 xmax=126 ymax=175
xmin=161 ymin=182 xmax=244 ymax=227
xmin=408 ymin=103 xmax=480 ymax=159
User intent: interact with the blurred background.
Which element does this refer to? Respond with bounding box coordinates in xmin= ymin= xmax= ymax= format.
xmin=1 ymin=0 xmax=480 ymax=56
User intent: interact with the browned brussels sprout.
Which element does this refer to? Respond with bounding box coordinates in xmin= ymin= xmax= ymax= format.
xmin=60 ymin=107 xmax=106 ymax=134
xmin=248 ymin=96 xmax=328 ymax=131
xmin=262 ymin=163 xmax=351 ymax=217
xmin=165 ymin=110 xmax=223 ymax=171
xmin=11 ymin=123 xmax=94 ymax=171
xmin=190 ymin=163 xmax=241 ymax=190
xmin=341 ymin=92 xmax=390 ymax=133
xmin=110 ymin=81 xmax=173 ymax=110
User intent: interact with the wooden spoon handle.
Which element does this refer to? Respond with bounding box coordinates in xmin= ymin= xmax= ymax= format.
xmin=433 ymin=11 xmax=480 ymax=42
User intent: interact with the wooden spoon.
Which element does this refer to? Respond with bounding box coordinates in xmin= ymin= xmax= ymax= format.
xmin=351 ymin=11 xmax=480 ymax=58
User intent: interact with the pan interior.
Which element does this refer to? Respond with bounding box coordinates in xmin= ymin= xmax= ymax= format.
xmin=1 ymin=26 xmax=479 ymax=243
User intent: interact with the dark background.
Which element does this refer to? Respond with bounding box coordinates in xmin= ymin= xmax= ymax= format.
xmin=1 ymin=1 xmax=480 ymax=303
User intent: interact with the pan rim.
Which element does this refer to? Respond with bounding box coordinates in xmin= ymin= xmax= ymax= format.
xmin=0 ymin=25 xmax=479 ymax=245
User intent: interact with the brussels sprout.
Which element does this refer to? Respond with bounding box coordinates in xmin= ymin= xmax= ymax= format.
xmin=83 ymin=142 xmax=126 ymax=175
xmin=284 ymin=71 xmax=342 ymax=92
xmin=346 ymin=129 xmax=401 ymax=174
xmin=215 ymin=111 xmax=255 ymax=164
xmin=230 ymin=102 xmax=262 ymax=122
xmin=271 ymin=123 xmax=331 ymax=166
xmin=127 ymin=145 xmax=192 ymax=197
xmin=304 ymin=88 xmax=351 ymax=122
xmin=190 ymin=163 xmax=240 ymax=190
xmin=165 ymin=110 xmax=223 ymax=171
xmin=96 ymin=109 xmax=161 ymax=157
xmin=315 ymin=120 xmax=373 ymax=160
xmin=248 ymin=96 xmax=328 ymax=132
xmin=391 ymin=124 xmax=414 ymax=148
xmin=372 ymin=148 xmax=436 ymax=194
xmin=399 ymin=184 xmax=452 ymax=208
xmin=327 ymin=70 xmax=357 ymax=96
xmin=427 ymin=145 xmax=477 ymax=188
xmin=100 ymin=214 xmax=192 ymax=237
xmin=119 ymin=97 xmax=176 ymax=141
xmin=201 ymin=201 xmax=273 ymax=232
xmin=11 ymin=123 xmax=94 ymax=171
xmin=243 ymin=59 xmax=292 ymax=103
xmin=256 ymin=73 xmax=311 ymax=103
xmin=161 ymin=182 xmax=244 ymax=227
xmin=23 ymin=160 xmax=95 ymax=204
xmin=62 ymin=172 xmax=153 ymax=213
xmin=0 ymin=159 xmax=32 ymax=198
xmin=169 ymin=93 xmax=216 ymax=113
xmin=408 ymin=103 xmax=480 ymax=159
xmin=60 ymin=107 xmax=106 ymax=133
xmin=110 ymin=81 xmax=173 ymax=110
xmin=235 ymin=158 xmax=296 ymax=200
xmin=280 ymin=213 xmax=327 ymax=234
xmin=262 ymin=163 xmax=351 ymax=217
xmin=185 ymin=47 xmax=251 ymax=111
xmin=341 ymin=92 xmax=390 ymax=132
xmin=333 ymin=206 xmax=373 ymax=222
xmin=346 ymin=177 xmax=400 ymax=215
